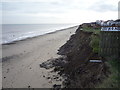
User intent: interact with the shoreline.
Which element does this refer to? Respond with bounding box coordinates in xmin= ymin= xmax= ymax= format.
xmin=2 ymin=25 xmax=78 ymax=88
xmin=2 ymin=25 xmax=79 ymax=45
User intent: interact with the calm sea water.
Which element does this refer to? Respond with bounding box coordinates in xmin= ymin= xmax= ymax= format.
xmin=1 ymin=24 xmax=77 ymax=44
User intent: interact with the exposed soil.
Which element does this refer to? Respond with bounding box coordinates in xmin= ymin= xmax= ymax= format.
xmin=40 ymin=25 xmax=110 ymax=88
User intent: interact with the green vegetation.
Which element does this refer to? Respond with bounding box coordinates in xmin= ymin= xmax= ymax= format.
xmin=82 ymin=25 xmax=100 ymax=34
xmin=90 ymin=35 xmax=100 ymax=53
xmin=107 ymin=59 xmax=120 ymax=87
xmin=96 ymin=58 xmax=120 ymax=88
xmin=82 ymin=25 xmax=120 ymax=88
xmin=82 ymin=25 xmax=100 ymax=53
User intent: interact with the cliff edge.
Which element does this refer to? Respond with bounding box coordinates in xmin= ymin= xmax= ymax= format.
xmin=40 ymin=25 xmax=109 ymax=88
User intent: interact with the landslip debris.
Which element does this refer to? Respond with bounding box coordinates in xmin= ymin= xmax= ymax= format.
xmin=40 ymin=56 xmax=67 ymax=69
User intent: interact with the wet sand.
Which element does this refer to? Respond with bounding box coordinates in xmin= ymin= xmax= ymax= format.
xmin=1 ymin=26 xmax=78 ymax=88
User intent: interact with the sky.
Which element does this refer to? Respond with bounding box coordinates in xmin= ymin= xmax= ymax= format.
xmin=1 ymin=0 xmax=120 ymax=24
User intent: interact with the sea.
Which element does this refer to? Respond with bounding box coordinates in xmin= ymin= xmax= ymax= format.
xmin=1 ymin=24 xmax=78 ymax=44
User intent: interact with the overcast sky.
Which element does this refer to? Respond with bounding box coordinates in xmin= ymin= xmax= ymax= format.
xmin=1 ymin=0 xmax=119 ymax=24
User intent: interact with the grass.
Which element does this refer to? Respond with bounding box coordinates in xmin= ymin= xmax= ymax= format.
xmin=96 ymin=58 xmax=120 ymax=88
xmin=82 ymin=26 xmax=100 ymax=34
xmin=82 ymin=25 xmax=100 ymax=53
xmin=90 ymin=35 xmax=100 ymax=53
xmin=82 ymin=25 xmax=120 ymax=88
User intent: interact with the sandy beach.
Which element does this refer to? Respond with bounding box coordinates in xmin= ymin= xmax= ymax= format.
xmin=1 ymin=26 xmax=78 ymax=88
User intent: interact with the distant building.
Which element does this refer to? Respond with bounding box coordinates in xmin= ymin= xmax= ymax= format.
xmin=100 ymin=19 xmax=120 ymax=31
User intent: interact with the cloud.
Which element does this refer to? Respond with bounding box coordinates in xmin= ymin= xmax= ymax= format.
xmin=2 ymin=2 xmax=68 ymax=14
xmin=89 ymin=0 xmax=118 ymax=12
xmin=1 ymin=0 xmax=119 ymax=24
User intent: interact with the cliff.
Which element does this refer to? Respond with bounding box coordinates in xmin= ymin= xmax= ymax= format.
xmin=57 ymin=25 xmax=109 ymax=88
xmin=40 ymin=25 xmax=109 ymax=88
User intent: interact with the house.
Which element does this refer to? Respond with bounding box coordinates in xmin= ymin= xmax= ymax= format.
xmin=101 ymin=20 xmax=120 ymax=31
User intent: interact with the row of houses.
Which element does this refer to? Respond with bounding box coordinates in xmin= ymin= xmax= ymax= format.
xmin=96 ymin=19 xmax=120 ymax=31
xmin=81 ymin=19 xmax=120 ymax=31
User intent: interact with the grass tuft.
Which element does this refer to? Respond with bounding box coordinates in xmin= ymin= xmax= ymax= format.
xmin=96 ymin=58 xmax=120 ymax=88
xmin=90 ymin=35 xmax=100 ymax=53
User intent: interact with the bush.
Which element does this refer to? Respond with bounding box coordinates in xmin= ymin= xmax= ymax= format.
xmin=90 ymin=35 xmax=100 ymax=53
xmin=96 ymin=58 xmax=120 ymax=88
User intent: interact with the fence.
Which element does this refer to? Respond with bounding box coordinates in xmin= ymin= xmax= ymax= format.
xmin=100 ymin=31 xmax=120 ymax=58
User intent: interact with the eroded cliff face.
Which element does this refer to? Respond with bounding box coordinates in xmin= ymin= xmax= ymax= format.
xmin=57 ymin=26 xmax=109 ymax=88
xmin=58 ymin=27 xmax=93 ymax=73
xmin=40 ymin=25 xmax=109 ymax=88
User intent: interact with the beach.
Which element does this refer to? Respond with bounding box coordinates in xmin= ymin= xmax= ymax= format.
xmin=2 ymin=26 xmax=78 ymax=88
